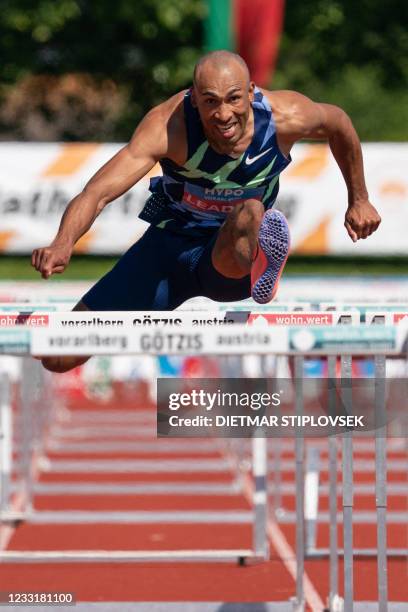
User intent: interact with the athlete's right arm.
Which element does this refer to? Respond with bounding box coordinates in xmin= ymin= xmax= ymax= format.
xmin=32 ymin=96 xmax=184 ymax=279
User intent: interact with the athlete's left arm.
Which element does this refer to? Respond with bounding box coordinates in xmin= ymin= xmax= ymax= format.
xmin=270 ymin=90 xmax=381 ymax=242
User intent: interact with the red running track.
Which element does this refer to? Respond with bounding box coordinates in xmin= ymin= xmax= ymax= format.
xmin=1 ymin=384 xmax=407 ymax=607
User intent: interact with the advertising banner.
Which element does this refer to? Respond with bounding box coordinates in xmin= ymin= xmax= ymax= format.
xmin=0 ymin=142 xmax=406 ymax=255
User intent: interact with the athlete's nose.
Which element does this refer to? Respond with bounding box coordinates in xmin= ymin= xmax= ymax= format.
xmin=215 ymin=103 xmax=233 ymax=123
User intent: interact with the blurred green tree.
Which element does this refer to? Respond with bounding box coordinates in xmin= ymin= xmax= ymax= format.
xmin=0 ymin=0 xmax=406 ymax=141
xmin=0 ymin=0 xmax=206 ymax=140
xmin=274 ymin=0 xmax=408 ymax=140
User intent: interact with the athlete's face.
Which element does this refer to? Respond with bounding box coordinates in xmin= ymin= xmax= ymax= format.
xmin=193 ymin=64 xmax=254 ymax=150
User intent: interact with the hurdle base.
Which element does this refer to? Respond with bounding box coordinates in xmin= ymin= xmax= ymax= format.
xmin=306 ymin=547 xmax=408 ymax=558
xmin=289 ymin=596 xmax=305 ymax=612
xmin=238 ymin=554 xmax=269 ymax=567
xmin=0 ymin=509 xmax=253 ymax=524
xmin=323 ymin=594 xmax=344 ymax=612
xmin=0 ymin=549 xmax=261 ymax=564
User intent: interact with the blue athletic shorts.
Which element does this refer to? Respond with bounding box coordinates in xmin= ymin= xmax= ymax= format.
xmin=82 ymin=225 xmax=251 ymax=311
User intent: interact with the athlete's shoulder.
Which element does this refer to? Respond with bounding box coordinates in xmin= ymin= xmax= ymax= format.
xmin=140 ymin=90 xmax=186 ymax=133
xmin=260 ymin=89 xmax=326 ymax=143
xmin=260 ymin=89 xmax=316 ymax=120
xmin=129 ymin=90 xmax=187 ymax=163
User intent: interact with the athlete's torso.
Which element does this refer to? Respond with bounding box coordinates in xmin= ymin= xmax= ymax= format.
xmin=140 ymin=87 xmax=291 ymax=235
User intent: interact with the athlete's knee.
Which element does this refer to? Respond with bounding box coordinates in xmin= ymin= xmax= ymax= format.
xmin=225 ymin=200 xmax=264 ymax=248
xmin=241 ymin=198 xmax=264 ymax=217
xmin=41 ymin=356 xmax=89 ymax=374
xmin=233 ymin=199 xmax=264 ymax=229
xmin=41 ymin=357 xmax=69 ymax=373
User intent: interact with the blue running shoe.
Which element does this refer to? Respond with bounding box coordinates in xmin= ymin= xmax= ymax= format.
xmin=251 ymin=209 xmax=290 ymax=304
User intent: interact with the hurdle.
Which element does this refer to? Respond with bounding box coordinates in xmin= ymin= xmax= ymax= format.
xmin=0 ymin=323 xmax=271 ymax=565
xmin=0 ymin=317 xmax=407 ymax=611
xmin=295 ymin=312 xmax=408 ymax=612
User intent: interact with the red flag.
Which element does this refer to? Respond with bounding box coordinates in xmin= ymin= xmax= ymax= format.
xmin=235 ymin=0 xmax=285 ymax=87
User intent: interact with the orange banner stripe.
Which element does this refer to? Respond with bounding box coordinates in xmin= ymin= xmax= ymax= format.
xmin=294 ymin=216 xmax=330 ymax=254
xmin=73 ymin=230 xmax=96 ymax=254
xmin=0 ymin=231 xmax=16 ymax=252
xmin=42 ymin=143 xmax=100 ymax=177
xmin=287 ymin=144 xmax=329 ymax=179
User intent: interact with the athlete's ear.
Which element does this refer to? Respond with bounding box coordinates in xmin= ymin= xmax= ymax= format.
xmin=248 ymin=81 xmax=255 ymax=102
xmin=191 ymin=87 xmax=198 ymax=107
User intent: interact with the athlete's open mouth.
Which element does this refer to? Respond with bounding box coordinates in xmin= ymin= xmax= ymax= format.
xmin=216 ymin=122 xmax=238 ymax=139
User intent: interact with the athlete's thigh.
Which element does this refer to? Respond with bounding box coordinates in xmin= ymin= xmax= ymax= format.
xmin=82 ymin=226 xmax=202 ymax=311
xmin=82 ymin=226 xmax=174 ymax=310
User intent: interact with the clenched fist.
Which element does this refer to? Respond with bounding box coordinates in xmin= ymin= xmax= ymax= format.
xmin=344 ymin=200 xmax=381 ymax=242
xmin=31 ymin=243 xmax=72 ymax=279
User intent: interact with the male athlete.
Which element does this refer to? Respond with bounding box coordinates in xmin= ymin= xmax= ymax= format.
xmin=32 ymin=51 xmax=381 ymax=372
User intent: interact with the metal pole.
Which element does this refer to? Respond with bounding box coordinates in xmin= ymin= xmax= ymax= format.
xmin=271 ymin=436 xmax=283 ymax=515
xmin=20 ymin=358 xmax=34 ymax=511
xmin=251 ymin=355 xmax=269 ymax=560
xmin=341 ymin=353 xmax=354 ymax=611
xmin=373 ymin=316 xmax=388 ymax=611
xmin=0 ymin=372 xmax=12 ymax=514
xmin=294 ymin=355 xmax=305 ymax=611
xmin=327 ymin=356 xmax=341 ymax=611
xmin=304 ymin=445 xmax=320 ymax=553
xmin=252 ymin=435 xmax=269 ymax=560
xmin=267 ymin=355 xmax=282 ymax=516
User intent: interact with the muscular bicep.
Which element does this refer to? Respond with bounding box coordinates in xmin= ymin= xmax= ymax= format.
xmin=82 ymin=146 xmax=154 ymax=207
xmin=82 ymin=108 xmax=168 ymax=208
xmin=293 ymin=100 xmax=347 ymax=140
xmin=271 ymin=90 xmax=348 ymax=149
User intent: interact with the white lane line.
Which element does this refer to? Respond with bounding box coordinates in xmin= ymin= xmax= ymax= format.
xmin=266 ymin=517 xmax=325 ymax=612
xmin=221 ymin=440 xmax=325 ymax=612
xmin=242 ymin=472 xmax=325 ymax=612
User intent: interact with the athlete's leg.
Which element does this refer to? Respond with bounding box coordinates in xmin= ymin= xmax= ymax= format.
xmin=211 ymin=199 xmax=264 ymax=279
xmin=41 ymin=301 xmax=91 ymax=373
xmin=40 ymin=226 xmax=203 ymax=373
xmin=192 ymin=200 xmax=261 ymax=303
xmin=201 ymin=199 xmax=290 ymax=303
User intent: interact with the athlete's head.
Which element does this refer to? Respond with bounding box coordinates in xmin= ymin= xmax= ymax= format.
xmin=192 ymin=51 xmax=254 ymax=150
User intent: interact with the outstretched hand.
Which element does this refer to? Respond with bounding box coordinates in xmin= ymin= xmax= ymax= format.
xmin=31 ymin=243 xmax=72 ymax=279
xmin=344 ymin=200 xmax=381 ymax=242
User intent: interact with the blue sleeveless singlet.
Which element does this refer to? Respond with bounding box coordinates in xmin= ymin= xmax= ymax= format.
xmin=139 ymin=87 xmax=291 ymax=235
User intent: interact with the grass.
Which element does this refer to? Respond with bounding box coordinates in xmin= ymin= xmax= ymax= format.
xmin=285 ymin=255 xmax=408 ymax=276
xmin=0 ymin=256 xmax=119 ymax=281
xmin=1 ymin=255 xmax=407 ymax=281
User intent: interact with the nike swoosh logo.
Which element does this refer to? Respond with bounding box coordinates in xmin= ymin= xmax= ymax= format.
xmin=157 ymin=219 xmax=172 ymax=229
xmin=245 ymin=147 xmax=274 ymax=165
